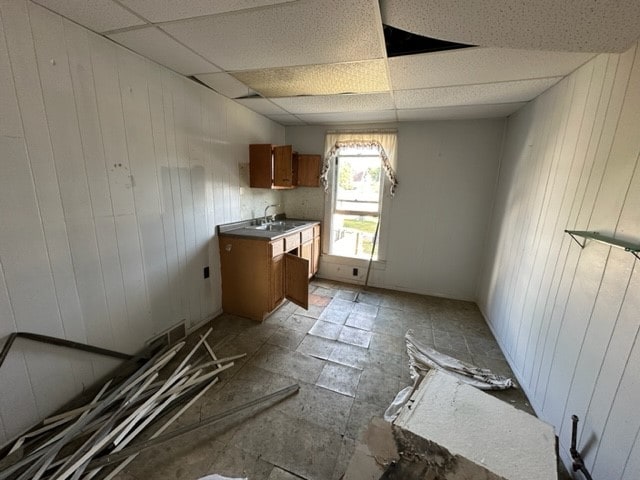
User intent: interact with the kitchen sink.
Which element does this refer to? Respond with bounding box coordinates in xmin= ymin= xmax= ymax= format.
xmin=245 ymin=221 xmax=306 ymax=232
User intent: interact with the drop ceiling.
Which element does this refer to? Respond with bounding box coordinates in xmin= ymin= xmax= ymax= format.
xmin=33 ymin=0 xmax=640 ymax=126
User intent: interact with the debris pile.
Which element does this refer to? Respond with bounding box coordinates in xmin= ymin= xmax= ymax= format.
xmin=0 ymin=328 xmax=244 ymax=480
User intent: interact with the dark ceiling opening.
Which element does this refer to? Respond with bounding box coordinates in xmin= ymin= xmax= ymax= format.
xmin=383 ymin=24 xmax=474 ymax=57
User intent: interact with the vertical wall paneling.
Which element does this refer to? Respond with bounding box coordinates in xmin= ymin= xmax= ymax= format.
xmin=88 ymin=35 xmax=137 ymax=353
xmin=63 ymin=20 xmax=115 ymax=358
xmin=545 ymin=51 xmax=640 ymax=431
xmin=0 ymin=5 xmax=20 ymax=138
xmin=532 ymin=63 xmax=601 ymax=414
xmin=0 ymin=259 xmax=39 ymax=443
xmin=621 ymin=428 xmax=640 ymax=480
xmin=147 ymin=63 xmax=181 ymax=328
xmin=117 ymin=49 xmax=171 ymax=336
xmin=188 ymin=87 xmax=208 ymax=324
xmin=479 ymin=43 xmax=640 ymax=477
xmin=0 ymin=0 xmax=284 ymax=441
xmin=160 ymin=71 xmax=189 ymax=325
xmin=199 ymin=89 xmax=214 ymax=319
xmin=586 ymin=265 xmax=640 ymax=476
xmin=28 ymin=5 xmax=97 ymax=393
xmin=520 ymin=54 xmax=618 ymax=386
xmin=173 ymin=82 xmax=199 ymax=326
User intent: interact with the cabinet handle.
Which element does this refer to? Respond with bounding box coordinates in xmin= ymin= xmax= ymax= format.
xmin=225 ymin=244 xmax=232 ymax=252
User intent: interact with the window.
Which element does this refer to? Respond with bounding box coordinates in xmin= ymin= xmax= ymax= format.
xmin=329 ymin=145 xmax=383 ymax=259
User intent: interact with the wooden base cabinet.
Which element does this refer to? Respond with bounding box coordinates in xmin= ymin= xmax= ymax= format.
xmin=219 ymin=227 xmax=318 ymax=321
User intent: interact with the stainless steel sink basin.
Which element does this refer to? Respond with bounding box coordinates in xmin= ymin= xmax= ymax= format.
xmin=245 ymin=221 xmax=308 ymax=233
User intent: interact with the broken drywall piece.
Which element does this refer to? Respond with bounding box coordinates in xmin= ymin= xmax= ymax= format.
xmin=405 ymin=329 xmax=514 ymax=390
xmin=393 ymin=370 xmax=557 ymax=480
xmin=384 ymin=330 xmax=514 ymax=421
xmin=342 ymin=417 xmax=399 ymax=480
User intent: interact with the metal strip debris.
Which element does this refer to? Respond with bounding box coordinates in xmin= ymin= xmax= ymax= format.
xmin=0 ymin=327 xmax=287 ymax=480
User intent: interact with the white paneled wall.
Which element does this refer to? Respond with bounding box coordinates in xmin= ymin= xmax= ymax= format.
xmin=0 ymin=0 xmax=283 ymax=444
xmin=479 ymin=43 xmax=640 ymax=478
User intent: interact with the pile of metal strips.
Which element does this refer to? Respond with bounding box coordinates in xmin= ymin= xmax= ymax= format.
xmin=0 ymin=327 xmax=290 ymax=480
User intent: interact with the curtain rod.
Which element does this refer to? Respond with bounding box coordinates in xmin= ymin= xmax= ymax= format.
xmin=325 ymin=128 xmax=397 ymax=134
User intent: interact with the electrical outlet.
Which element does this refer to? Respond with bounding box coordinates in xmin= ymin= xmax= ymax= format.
xmin=203 ymin=266 xmax=210 ymax=278
xmin=352 ymin=268 xmax=358 ymax=276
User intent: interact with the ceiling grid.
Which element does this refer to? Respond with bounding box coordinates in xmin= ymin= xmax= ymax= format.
xmin=32 ymin=0 xmax=640 ymax=125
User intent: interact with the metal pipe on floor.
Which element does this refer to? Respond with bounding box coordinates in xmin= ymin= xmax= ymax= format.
xmin=0 ymin=332 xmax=132 ymax=371
xmin=87 ymin=384 xmax=300 ymax=470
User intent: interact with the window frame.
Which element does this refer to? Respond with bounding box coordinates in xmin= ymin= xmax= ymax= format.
xmin=325 ymin=149 xmax=387 ymax=261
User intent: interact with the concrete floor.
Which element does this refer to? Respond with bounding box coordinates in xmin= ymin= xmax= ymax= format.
xmin=116 ymin=279 xmax=550 ymax=480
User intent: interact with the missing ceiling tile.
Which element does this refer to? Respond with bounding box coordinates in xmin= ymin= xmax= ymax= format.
xmin=383 ymin=24 xmax=473 ymax=57
xmin=235 ymin=92 xmax=262 ymax=99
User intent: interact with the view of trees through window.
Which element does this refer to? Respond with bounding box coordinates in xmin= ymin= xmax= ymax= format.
xmin=331 ymin=150 xmax=383 ymax=259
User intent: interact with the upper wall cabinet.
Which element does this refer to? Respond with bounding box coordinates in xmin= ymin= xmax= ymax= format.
xmin=249 ymin=144 xmax=321 ymax=189
xmin=294 ymin=154 xmax=322 ymax=187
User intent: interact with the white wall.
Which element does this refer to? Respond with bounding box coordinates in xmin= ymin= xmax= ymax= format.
xmin=0 ymin=0 xmax=283 ymax=444
xmin=478 ymin=43 xmax=640 ymax=478
xmin=285 ymin=120 xmax=504 ymax=300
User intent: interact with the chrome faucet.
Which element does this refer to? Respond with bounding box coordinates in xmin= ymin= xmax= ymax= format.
xmin=263 ymin=204 xmax=280 ymax=224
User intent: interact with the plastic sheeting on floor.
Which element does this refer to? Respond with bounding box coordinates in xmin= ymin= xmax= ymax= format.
xmin=384 ymin=329 xmax=514 ymax=421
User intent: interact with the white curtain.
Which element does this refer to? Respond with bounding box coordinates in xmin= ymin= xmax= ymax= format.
xmin=321 ymin=129 xmax=398 ymax=196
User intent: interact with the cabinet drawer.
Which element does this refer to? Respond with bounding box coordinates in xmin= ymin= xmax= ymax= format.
xmin=284 ymin=233 xmax=300 ymax=251
xmin=301 ymin=227 xmax=314 ymax=244
xmin=270 ymin=239 xmax=284 ymax=257
xmin=313 ymin=224 xmax=321 ymax=238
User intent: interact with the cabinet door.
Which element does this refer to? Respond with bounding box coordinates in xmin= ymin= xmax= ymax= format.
xmin=285 ymin=253 xmax=309 ymax=309
xmin=296 ymin=154 xmax=321 ymax=187
xmin=219 ymin=235 xmax=271 ymax=320
xmin=270 ymin=254 xmax=284 ymax=310
xmin=312 ymin=235 xmax=321 ymax=276
xmin=249 ymin=144 xmax=273 ymax=188
xmin=300 ymin=240 xmax=313 ymax=278
xmin=273 ymin=145 xmax=293 ymax=188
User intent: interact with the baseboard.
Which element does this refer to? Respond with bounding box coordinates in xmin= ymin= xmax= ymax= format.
xmin=187 ymin=308 xmax=224 ymax=335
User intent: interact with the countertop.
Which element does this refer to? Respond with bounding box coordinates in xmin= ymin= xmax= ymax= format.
xmin=217 ymin=218 xmax=320 ymax=241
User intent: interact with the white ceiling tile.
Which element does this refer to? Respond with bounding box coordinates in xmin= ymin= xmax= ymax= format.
xmin=397 ymin=103 xmax=526 ymax=122
xmin=389 ymin=48 xmax=595 ymax=91
xmin=394 ymin=78 xmax=561 ymax=109
xmin=161 ymin=0 xmax=385 ymax=70
xmin=297 ymin=110 xmax=397 ymax=125
xmin=380 ymin=0 xmax=640 ymax=52
xmin=232 ymin=60 xmax=389 ymax=97
xmin=272 ymin=93 xmax=395 ymax=115
xmin=33 ymin=0 xmax=145 ymax=33
xmin=196 ymin=72 xmax=251 ymax=99
xmin=235 ymin=98 xmax=290 ymax=115
xmin=120 ymin=0 xmax=298 ymax=23
xmin=108 ymin=27 xmax=219 ymax=75
xmin=266 ymin=114 xmax=307 ymax=126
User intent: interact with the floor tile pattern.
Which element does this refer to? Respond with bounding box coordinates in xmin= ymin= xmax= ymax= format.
xmin=117 ymin=279 xmax=560 ymax=480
